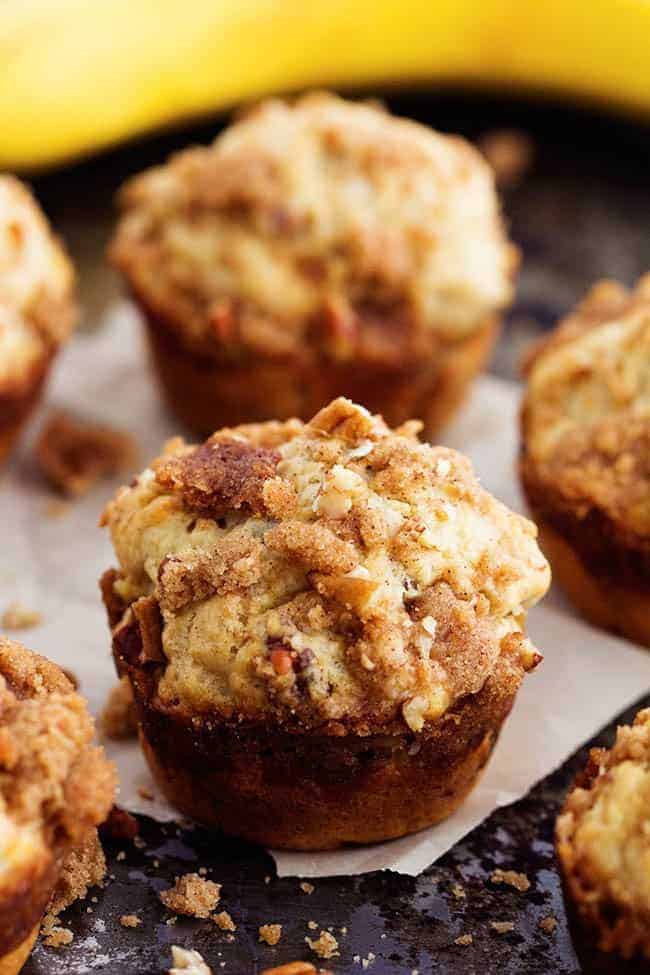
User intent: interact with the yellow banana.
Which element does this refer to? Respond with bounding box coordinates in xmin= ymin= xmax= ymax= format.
xmin=2 ymin=0 xmax=650 ymax=170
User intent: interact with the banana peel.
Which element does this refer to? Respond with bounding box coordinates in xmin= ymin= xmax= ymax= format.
xmin=2 ymin=0 xmax=650 ymax=170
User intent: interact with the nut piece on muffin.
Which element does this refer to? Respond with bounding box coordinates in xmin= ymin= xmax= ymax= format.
xmin=100 ymin=397 xmax=549 ymax=850
xmin=110 ymin=92 xmax=516 ymax=437
xmin=520 ymin=276 xmax=650 ymax=646
xmin=557 ymin=708 xmax=650 ymax=959
xmin=0 ymin=177 xmax=76 ymax=464
xmin=0 ymin=638 xmax=115 ymax=973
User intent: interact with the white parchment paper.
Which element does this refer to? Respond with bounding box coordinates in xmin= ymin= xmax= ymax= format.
xmin=2 ymin=302 xmax=649 ymax=878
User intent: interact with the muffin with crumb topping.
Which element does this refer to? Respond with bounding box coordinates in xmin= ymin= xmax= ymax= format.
xmin=110 ymin=92 xmax=516 ymax=437
xmin=0 ymin=638 xmax=115 ymax=974
xmin=520 ymin=276 xmax=650 ymax=646
xmin=101 ymin=397 xmax=548 ymax=850
xmin=557 ymin=708 xmax=650 ymax=959
xmin=0 ymin=176 xmax=76 ymax=464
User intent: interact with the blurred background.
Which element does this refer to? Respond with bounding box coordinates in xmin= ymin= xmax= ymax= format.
xmin=3 ymin=0 xmax=650 ymax=379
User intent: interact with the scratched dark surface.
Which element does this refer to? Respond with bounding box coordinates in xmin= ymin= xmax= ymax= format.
xmin=23 ymin=92 xmax=650 ymax=974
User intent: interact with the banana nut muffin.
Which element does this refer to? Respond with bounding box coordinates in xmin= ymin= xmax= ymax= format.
xmin=0 ymin=176 xmax=76 ymax=464
xmin=557 ymin=709 xmax=650 ymax=959
xmin=520 ymin=276 xmax=650 ymax=646
xmin=110 ymin=92 xmax=516 ymax=436
xmin=101 ymin=397 xmax=549 ymax=850
xmin=0 ymin=638 xmax=115 ymax=974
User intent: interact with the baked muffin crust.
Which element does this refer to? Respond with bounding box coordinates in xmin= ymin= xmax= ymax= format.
xmin=103 ymin=397 xmax=549 ymax=735
xmin=110 ymin=93 xmax=514 ymax=365
xmin=0 ymin=638 xmax=115 ymax=962
xmin=0 ymin=177 xmax=75 ymax=390
xmin=557 ymin=709 xmax=650 ymax=958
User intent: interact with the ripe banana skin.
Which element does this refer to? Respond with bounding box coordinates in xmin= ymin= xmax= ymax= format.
xmin=2 ymin=0 xmax=650 ymax=170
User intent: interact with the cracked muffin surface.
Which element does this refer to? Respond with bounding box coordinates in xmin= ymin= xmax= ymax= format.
xmin=103 ymin=397 xmax=549 ymax=735
xmin=557 ymin=708 xmax=650 ymax=958
xmin=0 ymin=637 xmax=115 ymax=962
xmin=111 ymin=92 xmax=514 ymax=362
xmin=0 ymin=176 xmax=75 ymax=390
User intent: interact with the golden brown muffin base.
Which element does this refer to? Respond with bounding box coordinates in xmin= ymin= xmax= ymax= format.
xmin=0 ymin=925 xmax=38 ymax=975
xmin=117 ymin=637 xmax=520 ymax=850
xmin=0 ymin=353 xmax=52 ymax=465
xmin=532 ymin=515 xmax=649 ymax=648
xmin=142 ymin=305 xmax=499 ymax=438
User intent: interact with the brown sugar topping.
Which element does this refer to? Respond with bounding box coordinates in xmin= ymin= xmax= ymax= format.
xmin=155 ymin=438 xmax=280 ymax=518
xmin=35 ymin=410 xmax=136 ymax=498
xmin=259 ymin=923 xmax=283 ymax=946
xmin=159 ymin=873 xmax=221 ymax=918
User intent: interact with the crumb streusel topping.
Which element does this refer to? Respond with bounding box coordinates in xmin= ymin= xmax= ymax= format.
xmin=103 ymin=398 xmax=549 ymax=734
xmin=111 ymin=93 xmax=514 ymax=363
xmin=0 ymin=637 xmax=115 ymax=889
xmin=557 ymin=709 xmax=650 ymax=955
xmin=523 ymin=276 xmax=650 ymax=538
xmin=0 ymin=176 xmax=75 ymax=388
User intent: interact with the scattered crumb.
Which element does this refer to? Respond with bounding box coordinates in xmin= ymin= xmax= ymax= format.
xmin=35 ymin=409 xmax=137 ymax=497
xmin=454 ymin=933 xmax=473 ymax=946
xmin=361 ymin=953 xmax=376 ymax=969
xmin=260 ymin=963 xmax=317 ymax=975
xmin=259 ymin=923 xmax=283 ymax=946
xmin=307 ymin=921 xmax=318 ymax=930
xmin=264 ymin=875 xmax=271 ymax=884
xmin=212 ymin=911 xmax=236 ymax=932
xmin=451 ymin=882 xmax=466 ymax=899
xmin=100 ymin=805 xmax=139 ymax=841
xmin=490 ymin=868 xmax=531 ymax=892
xmin=160 ymin=873 xmax=221 ymax=918
xmin=477 ymin=129 xmax=534 ymax=187
xmin=198 ymin=867 xmax=208 ymax=876
xmin=305 ymin=930 xmax=339 ymax=959
xmin=539 ymin=915 xmax=558 ymax=934
xmin=1 ymin=601 xmax=42 ymax=631
xmin=120 ymin=914 xmax=141 ymax=928
xmin=300 ymin=881 xmax=315 ymax=895
xmin=43 ymin=498 xmax=71 ymax=520
xmin=490 ymin=921 xmax=515 ymax=935
xmin=100 ymin=676 xmax=138 ymax=740
xmin=166 ymin=917 xmax=178 ymax=926
xmin=41 ymin=915 xmax=74 ymax=948
xmin=116 ymin=851 xmax=126 ymax=861
xmin=169 ymin=946 xmax=212 ymax=975
xmin=138 ymin=786 xmax=154 ymax=801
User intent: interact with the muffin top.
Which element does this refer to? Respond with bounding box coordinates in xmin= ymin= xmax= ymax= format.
xmin=103 ymin=398 xmax=549 ymax=734
xmin=110 ymin=93 xmax=514 ymax=364
xmin=523 ymin=276 xmax=650 ymax=540
xmin=0 ymin=638 xmax=115 ymax=895
xmin=0 ymin=176 xmax=76 ymax=389
xmin=557 ymin=708 xmax=650 ymax=955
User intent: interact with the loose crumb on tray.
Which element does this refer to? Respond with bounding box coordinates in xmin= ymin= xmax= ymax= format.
xmin=305 ymin=930 xmax=339 ymax=959
xmin=454 ymin=933 xmax=473 ymax=945
xmin=259 ymin=924 xmax=283 ymax=946
xmin=490 ymin=921 xmax=515 ymax=935
xmin=1 ymin=601 xmax=42 ymax=631
xmin=100 ymin=675 xmax=138 ymax=739
xmin=212 ymin=911 xmax=236 ymax=932
xmin=539 ymin=915 xmax=558 ymax=934
xmin=451 ymin=882 xmax=466 ymax=899
xmin=490 ymin=868 xmax=531 ymax=892
xmin=300 ymin=881 xmax=315 ymax=895
xmin=169 ymin=946 xmax=213 ymax=975
xmin=160 ymin=873 xmax=221 ymax=918
xmin=120 ymin=914 xmax=142 ymax=928
xmin=35 ymin=409 xmax=137 ymax=498
xmin=41 ymin=915 xmax=74 ymax=949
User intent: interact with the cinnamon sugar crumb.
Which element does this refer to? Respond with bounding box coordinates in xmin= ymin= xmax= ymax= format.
xmin=35 ymin=410 xmax=136 ymax=497
xmin=41 ymin=921 xmax=74 ymax=948
xmin=160 ymin=873 xmax=221 ymax=917
xmin=539 ymin=915 xmax=558 ymax=934
xmin=451 ymin=883 xmax=466 ymax=899
xmin=212 ymin=911 xmax=236 ymax=932
xmin=305 ymin=930 xmax=339 ymax=959
xmin=1 ymin=601 xmax=42 ymax=631
xmin=454 ymin=933 xmax=473 ymax=945
xmin=300 ymin=881 xmax=315 ymax=895
xmin=100 ymin=676 xmax=138 ymax=739
xmin=490 ymin=921 xmax=515 ymax=934
xmin=49 ymin=833 xmax=107 ymax=916
xmin=490 ymin=868 xmax=531 ymax=892
xmin=120 ymin=914 xmax=142 ymax=928
xmin=259 ymin=923 xmax=283 ymax=946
